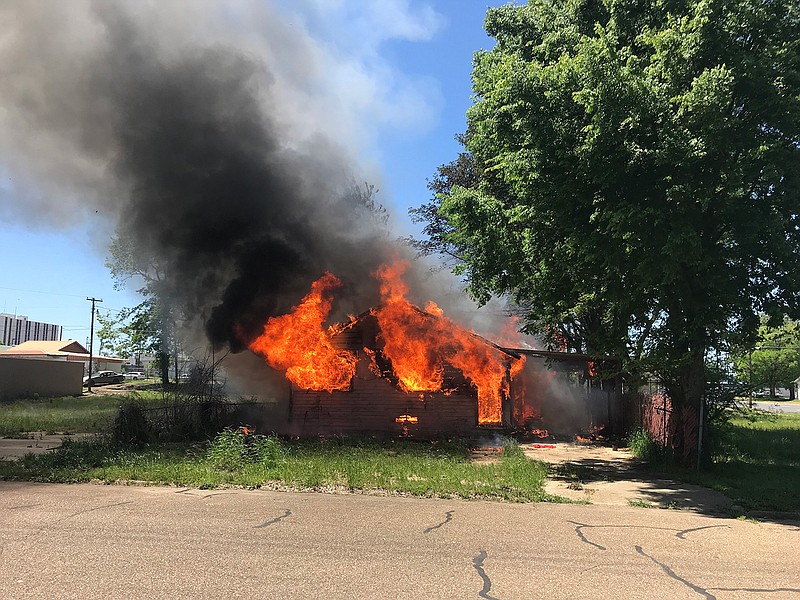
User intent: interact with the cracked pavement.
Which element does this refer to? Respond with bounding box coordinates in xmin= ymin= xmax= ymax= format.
xmin=0 ymin=482 xmax=798 ymax=599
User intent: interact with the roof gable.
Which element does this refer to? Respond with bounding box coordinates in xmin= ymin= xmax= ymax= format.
xmin=0 ymin=339 xmax=89 ymax=355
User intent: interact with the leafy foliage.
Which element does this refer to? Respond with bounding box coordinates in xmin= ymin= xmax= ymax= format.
xmin=732 ymin=316 xmax=800 ymax=398
xmin=96 ymin=304 xmax=162 ymax=365
xmin=106 ymin=231 xmax=180 ymax=384
xmin=422 ymin=0 xmax=800 ymax=427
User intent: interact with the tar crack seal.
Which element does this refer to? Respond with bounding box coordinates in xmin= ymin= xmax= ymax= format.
xmin=424 ymin=510 xmax=454 ymax=534
xmin=635 ymin=545 xmax=715 ymax=599
xmin=472 ymin=549 xmax=499 ymax=600
xmin=254 ymin=509 xmax=292 ymax=529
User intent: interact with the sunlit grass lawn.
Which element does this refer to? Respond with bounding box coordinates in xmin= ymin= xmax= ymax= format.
xmin=0 ymin=391 xmax=165 ymax=435
xmin=0 ymin=435 xmax=557 ymax=502
xmin=685 ymin=412 xmax=800 ymax=513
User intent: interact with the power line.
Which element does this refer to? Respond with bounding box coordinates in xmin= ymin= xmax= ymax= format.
xmin=0 ymin=285 xmax=87 ymax=298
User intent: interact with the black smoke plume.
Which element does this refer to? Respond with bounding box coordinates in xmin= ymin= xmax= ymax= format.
xmin=0 ymin=2 xmax=395 ymax=357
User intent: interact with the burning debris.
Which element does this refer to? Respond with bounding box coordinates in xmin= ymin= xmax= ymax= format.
xmin=576 ymin=424 xmax=606 ymax=444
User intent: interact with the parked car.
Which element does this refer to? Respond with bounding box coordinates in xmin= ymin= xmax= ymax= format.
xmin=83 ymin=371 xmax=125 ymax=386
xmin=124 ymin=372 xmax=143 ymax=380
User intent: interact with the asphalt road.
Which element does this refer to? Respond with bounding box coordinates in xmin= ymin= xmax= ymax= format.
xmin=1 ymin=482 xmax=798 ymax=599
xmin=750 ymin=401 xmax=800 ymax=414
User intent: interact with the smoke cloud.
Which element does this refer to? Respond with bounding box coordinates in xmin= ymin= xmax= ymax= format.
xmin=0 ymin=1 xmax=447 ymax=362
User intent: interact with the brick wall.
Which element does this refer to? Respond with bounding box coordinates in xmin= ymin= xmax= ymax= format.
xmin=290 ymin=356 xmax=478 ymax=437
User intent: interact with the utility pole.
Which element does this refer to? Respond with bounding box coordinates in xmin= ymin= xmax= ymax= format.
xmin=86 ymin=297 xmax=102 ymax=393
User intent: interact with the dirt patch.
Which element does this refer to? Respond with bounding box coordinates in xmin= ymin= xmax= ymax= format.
xmin=469 ymin=448 xmax=504 ymax=465
xmin=81 ymin=383 xmax=139 ymax=396
xmin=523 ymin=441 xmax=634 ymax=468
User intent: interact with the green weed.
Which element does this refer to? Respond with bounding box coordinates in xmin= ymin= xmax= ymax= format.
xmin=0 ymin=393 xmax=164 ymax=435
xmin=626 ymin=427 xmax=657 ymax=461
xmin=206 ymin=428 xmax=285 ymax=470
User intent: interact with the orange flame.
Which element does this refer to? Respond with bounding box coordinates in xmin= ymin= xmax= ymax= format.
xmin=373 ymin=261 xmax=515 ymax=426
xmin=395 ymin=415 xmax=419 ymax=424
xmin=247 ymin=272 xmax=357 ymax=391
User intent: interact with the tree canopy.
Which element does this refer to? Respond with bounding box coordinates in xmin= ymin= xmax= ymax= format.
xmin=106 ymin=232 xmax=178 ymax=385
xmin=427 ymin=0 xmax=800 ymax=411
xmin=733 ymin=316 xmax=800 ymax=398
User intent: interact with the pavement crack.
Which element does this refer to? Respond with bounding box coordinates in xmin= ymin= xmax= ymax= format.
xmin=472 ymin=549 xmax=499 ymax=600
xmin=31 ymin=501 xmax=134 ymax=537
xmin=60 ymin=501 xmax=134 ymax=523
xmin=635 ymin=545 xmax=715 ymax=599
xmin=176 ymin=489 xmax=229 ymax=499
xmin=567 ymin=521 xmax=677 ymax=551
xmin=708 ymin=587 xmax=800 ymax=594
xmin=675 ymin=525 xmax=728 ymax=540
xmin=424 ymin=510 xmax=454 ymax=534
xmin=254 ymin=509 xmax=292 ymax=529
xmin=567 ymin=521 xmax=606 ymax=551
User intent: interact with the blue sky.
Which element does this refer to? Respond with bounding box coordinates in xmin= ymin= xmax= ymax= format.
xmin=0 ymin=1 xmax=510 ymax=348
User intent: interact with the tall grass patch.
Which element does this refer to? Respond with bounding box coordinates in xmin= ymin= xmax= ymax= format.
xmin=0 ymin=435 xmax=553 ymax=502
xmin=687 ymin=411 xmax=800 ymax=513
xmin=0 ymin=392 xmax=164 ymax=435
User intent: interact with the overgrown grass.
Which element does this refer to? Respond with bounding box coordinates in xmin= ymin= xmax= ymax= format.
xmin=626 ymin=427 xmax=657 ymax=461
xmin=0 ymin=433 xmax=555 ymax=502
xmin=0 ymin=392 xmax=165 ymax=435
xmin=684 ymin=411 xmax=800 ymax=513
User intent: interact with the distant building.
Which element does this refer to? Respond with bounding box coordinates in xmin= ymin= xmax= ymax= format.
xmin=0 ymin=340 xmax=126 ymax=373
xmin=0 ymin=313 xmax=62 ymax=346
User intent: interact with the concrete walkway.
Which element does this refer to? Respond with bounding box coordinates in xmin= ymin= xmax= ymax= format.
xmin=0 ymin=433 xmax=93 ymax=460
xmin=523 ymin=442 xmax=734 ymax=514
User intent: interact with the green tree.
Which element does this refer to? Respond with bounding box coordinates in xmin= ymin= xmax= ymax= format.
xmin=428 ymin=0 xmax=800 ymax=461
xmin=734 ymin=317 xmax=800 ymax=399
xmin=95 ymin=306 xmax=162 ymax=368
xmin=106 ymin=232 xmax=178 ymax=385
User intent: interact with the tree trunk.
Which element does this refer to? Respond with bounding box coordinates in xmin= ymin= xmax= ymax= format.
xmin=158 ymin=350 xmax=169 ymax=387
xmin=664 ymin=346 xmax=705 ymax=468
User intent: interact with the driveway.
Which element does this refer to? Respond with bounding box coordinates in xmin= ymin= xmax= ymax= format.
xmin=750 ymin=400 xmax=800 ymax=414
xmin=523 ymin=443 xmax=734 ymax=512
xmin=1 ymin=482 xmax=798 ymax=599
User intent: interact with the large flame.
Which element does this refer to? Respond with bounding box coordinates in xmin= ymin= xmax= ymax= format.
xmin=247 ymin=272 xmax=357 ymax=391
xmin=373 ymin=261 xmax=515 ymax=426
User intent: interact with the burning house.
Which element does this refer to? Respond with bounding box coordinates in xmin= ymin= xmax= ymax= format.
xmin=241 ymin=263 xmax=524 ymax=437
xmin=239 ymin=261 xmax=621 ymax=439
xmin=284 ymin=309 xmax=521 ymax=437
